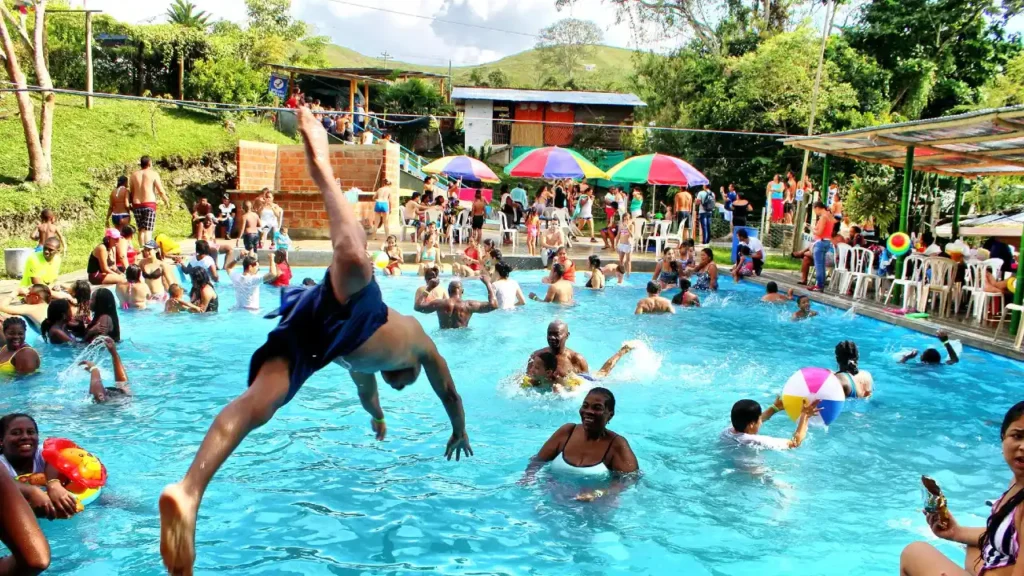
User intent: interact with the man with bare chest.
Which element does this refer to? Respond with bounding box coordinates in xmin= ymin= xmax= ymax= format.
xmin=523 ymin=321 xmax=634 ymax=392
xmin=129 ymin=156 xmax=171 ymax=245
xmin=414 ymin=274 xmax=498 ymax=329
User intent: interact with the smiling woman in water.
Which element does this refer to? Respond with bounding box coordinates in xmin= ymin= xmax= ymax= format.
xmin=520 ymin=387 xmax=639 ymax=502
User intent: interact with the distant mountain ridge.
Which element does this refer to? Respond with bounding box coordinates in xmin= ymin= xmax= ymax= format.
xmin=323 ymin=44 xmax=641 ymax=91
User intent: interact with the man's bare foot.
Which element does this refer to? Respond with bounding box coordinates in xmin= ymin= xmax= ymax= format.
xmin=296 ymin=108 xmax=330 ymax=167
xmin=160 ymin=483 xmax=198 ymax=576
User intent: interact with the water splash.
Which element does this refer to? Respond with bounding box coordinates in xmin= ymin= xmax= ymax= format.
xmin=612 ymin=339 xmax=662 ymax=383
xmin=55 ymin=337 xmax=112 ymax=391
xmin=841 ymin=305 xmax=858 ymax=320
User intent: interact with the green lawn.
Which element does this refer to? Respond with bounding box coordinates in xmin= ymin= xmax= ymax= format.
xmin=0 ymin=94 xmax=295 ymax=273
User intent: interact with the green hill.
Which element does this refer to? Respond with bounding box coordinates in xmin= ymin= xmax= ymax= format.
xmin=323 ymin=44 xmax=640 ymax=90
xmin=0 ymin=95 xmax=295 ymax=272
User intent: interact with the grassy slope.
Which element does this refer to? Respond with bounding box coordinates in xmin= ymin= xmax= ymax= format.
xmin=0 ymin=95 xmax=295 ymax=273
xmin=324 ymin=44 xmax=639 ymax=90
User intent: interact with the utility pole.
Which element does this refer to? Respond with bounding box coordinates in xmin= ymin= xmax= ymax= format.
xmin=379 ymin=51 xmax=392 ymax=68
xmin=48 ymin=9 xmax=102 ymax=109
xmin=790 ymin=0 xmax=834 ymax=254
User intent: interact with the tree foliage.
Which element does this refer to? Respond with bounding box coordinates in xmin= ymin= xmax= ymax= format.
xmin=536 ymin=17 xmax=603 ymax=80
xmin=166 ymin=0 xmax=212 ymax=29
xmin=375 ymin=79 xmax=454 ymax=148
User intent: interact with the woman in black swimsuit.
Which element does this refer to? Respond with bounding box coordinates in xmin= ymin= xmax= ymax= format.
xmin=731 ymin=191 xmax=751 ymax=228
xmin=188 ymin=268 xmax=219 ymax=313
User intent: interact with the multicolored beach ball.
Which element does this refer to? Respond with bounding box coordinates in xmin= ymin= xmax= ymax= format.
xmin=781 ymin=367 xmax=845 ymax=426
xmin=886 ymin=232 xmax=912 ymax=257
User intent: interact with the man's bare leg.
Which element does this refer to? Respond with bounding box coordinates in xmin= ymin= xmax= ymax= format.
xmin=593 ymin=343 xmax=635 ymax=378
xmin=159 ymin=359 xmax=290 ymax=575
xmin=297 ymin=108 xmax=373 ymax=303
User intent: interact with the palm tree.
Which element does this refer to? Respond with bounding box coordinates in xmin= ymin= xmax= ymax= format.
xmin=165 ymin=0 xmax=211 ymax=29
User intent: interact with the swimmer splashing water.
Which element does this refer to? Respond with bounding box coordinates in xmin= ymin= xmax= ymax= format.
xmin=523 ymin=320 xmax=634 ymax=393
xmin=159 ymin=107 xmax=472 ymax=576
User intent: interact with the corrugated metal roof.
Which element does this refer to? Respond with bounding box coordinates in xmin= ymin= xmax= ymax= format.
xmin=782 ymin=104 xmax=1024 ymax=178
xmin=452 ymin=86 xmax=646 ymax=107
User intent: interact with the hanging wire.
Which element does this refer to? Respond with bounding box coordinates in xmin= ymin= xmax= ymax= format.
xmin=0 ymin=83 xmax=795 ymax=138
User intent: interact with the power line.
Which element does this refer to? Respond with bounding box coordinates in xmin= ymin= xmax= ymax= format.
xmin=0 ymin=84 xmax=795 ymax=137
xmin=321 ymin=0 xmax=540 ymax=38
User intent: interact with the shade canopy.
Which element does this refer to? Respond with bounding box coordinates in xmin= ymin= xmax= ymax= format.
xmin=421 ymin=155 xmax=500 ymax=183
xmin=605 ymin=153 xmax=709 ymax=187
xmin=935 ymin=209 xmax=1024 ymax=238
xmin=504 ymin=146 xmax=608 ymax=179
xmin=782 ymin=104 xmax=1024 ymax=178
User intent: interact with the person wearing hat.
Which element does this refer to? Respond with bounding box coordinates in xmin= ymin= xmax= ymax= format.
xmin=140 ymin=241 xmax=170 ymax=301
xmin=87 ymin=229 xmax=126 ymax=286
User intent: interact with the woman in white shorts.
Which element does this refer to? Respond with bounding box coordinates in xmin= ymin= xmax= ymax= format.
xmin=616 ymin=213 xmax=634 ymax=277
xmin=575 ymin=192 xmax=595 ymax=242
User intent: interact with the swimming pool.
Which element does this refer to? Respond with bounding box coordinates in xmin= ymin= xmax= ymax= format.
xmin=3 ymin=268 xmax=1023 ymax=575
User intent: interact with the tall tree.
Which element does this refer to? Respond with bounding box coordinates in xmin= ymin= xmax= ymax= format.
xmin=166 ymin=0 xmax=212 ymax=29
xmin=0 ymin=0 xmax=54 ymax=185
xmin=536 ymin=18 xmax=603 ymax=80
xmin=846 ymin=0 xmax=1022 ymax=119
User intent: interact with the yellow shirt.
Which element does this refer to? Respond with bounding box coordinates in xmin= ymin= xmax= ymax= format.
xmin=20 ymin=251 xmax=61 ymax=287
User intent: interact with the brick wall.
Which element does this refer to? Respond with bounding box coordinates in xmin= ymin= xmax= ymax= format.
xmin=236 ymin=141 xmax=278 ymax=191
xmin=233 ymin=141 xmax=402 ymax=239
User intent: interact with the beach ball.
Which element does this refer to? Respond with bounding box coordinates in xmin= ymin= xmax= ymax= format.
xmin=781 ymin=367 xmax=845 ymax=426
xmin=887 ymin=232 xmax=911 ymax=257
xmin=373 ymin=251 xmax=389 ymax=269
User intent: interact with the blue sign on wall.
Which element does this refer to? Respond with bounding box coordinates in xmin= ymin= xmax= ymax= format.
xmin=268 ymin=74 xmax=289 ymax=99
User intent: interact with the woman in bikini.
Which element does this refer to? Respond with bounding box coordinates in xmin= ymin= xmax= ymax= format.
xmin=616 ymin=213 xmax=635 ymax=277
xmin=115 ymin=265 xmax=151 ymax=310
xmin=416 ymin=232 xmax=441 ymax=276
xmin=0 ymin=318 xmax=40 ymax=375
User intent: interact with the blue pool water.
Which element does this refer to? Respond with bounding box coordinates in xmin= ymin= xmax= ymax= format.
xmin=3 ymin=268 xmax=1024 ymax=575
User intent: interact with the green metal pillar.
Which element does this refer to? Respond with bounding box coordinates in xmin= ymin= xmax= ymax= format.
xmin=952 ymin=176 xmax=964 ymax=240
xmin=895 ymin=147 xmax=915 ymax=282
xmin=1011 ymin=225 xmax=1024 ymax=335
xmin=821 ymin=155 xmax=830 ymax=201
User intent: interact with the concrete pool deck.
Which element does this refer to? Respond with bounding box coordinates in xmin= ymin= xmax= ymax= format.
xmin=3 ymin=237 xmax=1022 ymax=362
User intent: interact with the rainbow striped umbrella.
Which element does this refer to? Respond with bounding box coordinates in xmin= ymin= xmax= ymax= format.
xmin=504 ymin=146 xmax=608 ymax=179
xmin=605 ymin=153 xmax=709 ymax=187
xmin=422 ymin=155 xmax=500 ymax=183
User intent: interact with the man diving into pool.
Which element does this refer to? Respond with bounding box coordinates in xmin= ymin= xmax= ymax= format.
xmin=159 ymin=107 xmax=472 ymax=576
xmin=523 ymin=320 xmax=634 ymax=393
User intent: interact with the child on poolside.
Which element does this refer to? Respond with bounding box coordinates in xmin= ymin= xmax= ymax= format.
xmin=791 ymin=295 xmax=818 ymax=321
xmin=30 ymin=209 xmax=66 ymax=257
xmin=164 ymin=284 xmax=200 ymax=313
xmin=525 ymin=209 xmax=540 ymax=257
xmin=273 ymin=226 xmax=292 ymax=252
xmin=731 ymin=245 xmax=755 ymax=282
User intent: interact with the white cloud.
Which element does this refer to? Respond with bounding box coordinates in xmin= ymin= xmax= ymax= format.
xmin=76 ymin=0 xmax=677 ymax=66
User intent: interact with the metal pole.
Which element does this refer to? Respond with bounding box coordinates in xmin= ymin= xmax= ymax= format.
xmin=952 ymin=176 xmax=964 ymax=240
xmin=895 ymin=146 xmax=915 ymax=284
xmin=1012 ymin=225 xmax=1024 ymax=334
xmin=85 ymin=11 xmax=92 ymax=109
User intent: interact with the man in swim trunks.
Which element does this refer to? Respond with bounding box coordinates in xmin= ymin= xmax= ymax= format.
xmin=159 ymin=108 xmax=472 ymax=575
xmin=635 ymin=282 xmax=675 ymax=315
xmin=128 ymin=156 xmax=170 ymax=246
xmin=414 ymin=274 xmax=498 ymax=329
xmin=237 ymin=201 xmax=261 ymax=255
xmin=471 ymin=190 xmax=487 ymax=243
xmin=372 ymin=179 xmax=393 ymax=241
xmin=524 ymin=320 xmax=634 ymax=392
xmin=761 ymin=281 xmax=794 ymax=303
xmin=673 ymin=188 xmax=693 ymax=239
xmin=529 ymin=263 xmax=574 ymax=304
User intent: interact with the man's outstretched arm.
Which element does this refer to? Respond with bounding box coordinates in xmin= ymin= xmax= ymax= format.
xmin=417 ymin=334 xmax=471 ymax=461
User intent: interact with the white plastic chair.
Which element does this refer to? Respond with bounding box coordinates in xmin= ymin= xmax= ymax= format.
xmin=400 ymin=214 xmax=419 ymax=242
xmin=846 ymin=246 xmax=880 ymax=299
xmin=646 ymin=220 xmax=674 ymax=255
xmin=993 ymin=304 xmax=1024 ymax=350
xmin=449 ymin=211 xmax=471 ymax=254
xmin=631 ymin=217 xmax=647 ymax=252
xmin=498 ymin=212 xmax=518 ymax=254
xmin=882 ymin=253 xmax=927 ymax=309
xmin=828 ymin=244 xmax=854 ymax=294
xmin=920 ymin=257 xmax=956 ymax=317
xmin=960 ymin=261 xmax=986 ymax=317
xmin=966 ymin=258 xmax=1007 ymax=323
xmin=553 ymin=210 xmax=574 ymax=249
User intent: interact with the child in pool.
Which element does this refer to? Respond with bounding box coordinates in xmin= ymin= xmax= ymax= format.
xmin=79 ymin=337 xmax=132 ymax=403
xmin=899 ymin=330 xmax=960 ymax=365
xmin=164 ymin=284 xmax=200 ymax=313
xmin=791 ymin=295 xmax=818 ymax=321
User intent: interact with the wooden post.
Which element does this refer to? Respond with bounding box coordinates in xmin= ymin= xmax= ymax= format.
xmin=363 ymin=81 xmax=369 ymax=110
xmin=348 ymin=79 xmax=355 ymax=114
xmin=84 ymin=11 xmax=93 ymax=108
xmin=177 ymin=51 xmax=184 ymax=100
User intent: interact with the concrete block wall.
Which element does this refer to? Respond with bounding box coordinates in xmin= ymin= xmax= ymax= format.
xmin=234 ymin=141 xmax=402 ymax=239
